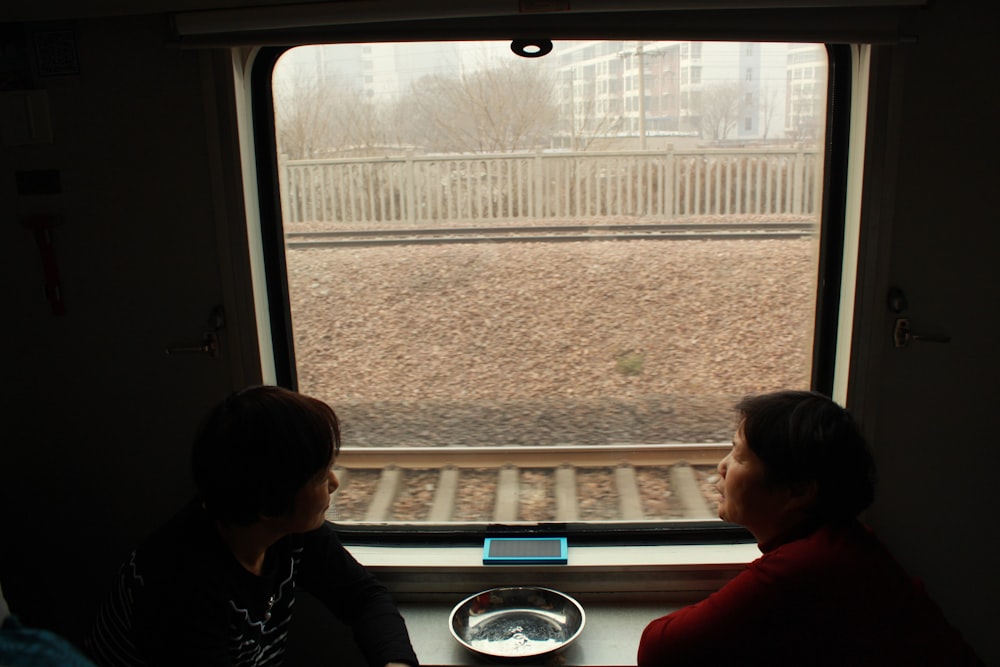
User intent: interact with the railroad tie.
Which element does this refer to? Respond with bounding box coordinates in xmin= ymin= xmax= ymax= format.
xmin=494 ymin=465 xmax=520 ymax=522
xmin=615 ymin=465 xmax=644 ymax=520
xmin=365 ymin=466 xmax=402 ymax=522
xmin=669 ymin=463 xmax=715 ymax=519
xmin=428 ymin=466 xmax=459 ymax=522
xmin=554 ymin=464 xmax=579 ymax=522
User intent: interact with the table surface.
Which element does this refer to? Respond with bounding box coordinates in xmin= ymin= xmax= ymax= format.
xmin=399 ymin=599 xmax=680 ymax=667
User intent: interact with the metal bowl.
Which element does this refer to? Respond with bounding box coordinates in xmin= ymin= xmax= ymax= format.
xmin=448 ymin=586 xmax=586 ymax=660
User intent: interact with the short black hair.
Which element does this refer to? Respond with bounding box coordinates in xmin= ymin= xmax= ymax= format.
xmin=736 ymin=390 xmax=876 ymax=522
xmin=191 ymin=385 xmax=341 ymax=525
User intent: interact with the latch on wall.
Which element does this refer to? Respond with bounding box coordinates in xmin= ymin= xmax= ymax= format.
xmin=164 ymin=305 xmax=225 ymax=358
xmin=887 ymin=287 xmax=950 ymax=349
xmin=892 ymin=318 xmax=951 ymax=348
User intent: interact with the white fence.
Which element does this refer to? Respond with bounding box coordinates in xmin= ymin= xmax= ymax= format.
xmin=279 ymin=147 xmax=823 ymax=226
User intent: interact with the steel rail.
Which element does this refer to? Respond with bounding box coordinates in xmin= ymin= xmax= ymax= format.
xmin=286 ymin=222 xmax=815 ymax=249
xmin=335 ymin=443 xmax=730 ymax=470
xmin=286 ymin=222 xmax=813 ymax=239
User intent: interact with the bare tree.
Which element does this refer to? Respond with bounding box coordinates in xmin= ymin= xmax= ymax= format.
xmin=274 ymin=66 xmax=397 ymax=158
xmin=395 ymin=59 xmax=559 ymax=153
xmin=758 ymin=86 xmax=780 ymax=141
xmin=273 ymin=68 xmax=340 ymax=159
xmin=563 ymin=72 xmax=625 ymax=151
xmin=698 ymin=82 xmax=742 ymax=143
xmin=798 ymin=83 xmax=827 ymax=143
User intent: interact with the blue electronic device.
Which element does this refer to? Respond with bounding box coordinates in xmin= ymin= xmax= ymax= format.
xmin=482 ymin=537 xmax=568 ymax=565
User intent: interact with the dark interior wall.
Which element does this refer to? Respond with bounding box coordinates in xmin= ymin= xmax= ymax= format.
xmin=0 ymin=1 xmax=996 ymax=664
xmin=855 ymin=0 xmax=999 ymax=662
xmin=0 ymin=14 xmax=242 ymax=641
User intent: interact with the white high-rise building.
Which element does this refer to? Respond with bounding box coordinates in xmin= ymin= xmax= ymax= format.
xmin=277 ymin=43 xmax=462 ymax=102
xmin=552 ymin=40 xmax=793 ymax=146
xmin=785 ymin=44 xmax=828 ymax=140
xmin=678 ymin=41 xmax=788 ymax=141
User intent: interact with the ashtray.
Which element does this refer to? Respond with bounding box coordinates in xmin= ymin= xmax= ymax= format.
xmin=448 ymin=586 xmax=586 ymax=660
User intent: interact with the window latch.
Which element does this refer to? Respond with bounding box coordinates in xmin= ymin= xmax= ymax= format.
xmin=164 ymin=331 xmax=220 ymax=358
xmin=164 ymin=305 xmax=224 ymax=358
xmin=892 ymin=318 xmax=950 ymax=348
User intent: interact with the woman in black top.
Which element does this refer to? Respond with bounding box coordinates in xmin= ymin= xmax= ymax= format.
xmin=87 ymin=386 xmax=418 ymax=667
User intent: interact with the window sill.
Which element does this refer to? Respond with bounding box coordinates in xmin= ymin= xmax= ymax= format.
xmin=346 ymin=542 xmax=758 ymax=666
xmin=347 ymin=542 xmax=758 ymax=595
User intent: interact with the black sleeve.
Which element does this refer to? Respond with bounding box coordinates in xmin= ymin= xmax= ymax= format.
xmin=88 ymin=553 xmax=235 ymax=667
xmin=296 ymin=524 xmax=418 ymax=667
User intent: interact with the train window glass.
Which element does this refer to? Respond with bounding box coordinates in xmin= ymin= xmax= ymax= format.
xmin=266 ymin=40 xmax=830 ymax=531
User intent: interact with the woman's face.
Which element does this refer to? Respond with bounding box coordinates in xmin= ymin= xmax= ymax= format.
xmin=716 ymin=424 xmax=796 ymax=543
xmin=283 ymin=459 xmax=339 ymax=533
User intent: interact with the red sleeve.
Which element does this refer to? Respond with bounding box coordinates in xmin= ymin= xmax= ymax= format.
xmin=637 ymin=555 xmax=777 ymax=667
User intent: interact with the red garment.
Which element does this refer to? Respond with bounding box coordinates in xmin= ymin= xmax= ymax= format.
xmin=637 ymin=521 xmax=983 ymax=666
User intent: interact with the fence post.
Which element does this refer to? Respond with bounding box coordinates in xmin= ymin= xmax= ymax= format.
xmin=534 ymin=150 xmax=544 ymax=219
xmin=792 ymin=144 xmax=804 ymax=216
xmin=277 ymin=153 xmax=292 ymax=224
xmin=664 ymin=144 xmax=675 ymax=220
xmin=405 ymin=150 xmax=417 ymax=225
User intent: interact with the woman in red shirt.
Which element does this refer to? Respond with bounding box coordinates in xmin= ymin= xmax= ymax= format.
xmin=637 ymin=390 xmax=984 ymax=666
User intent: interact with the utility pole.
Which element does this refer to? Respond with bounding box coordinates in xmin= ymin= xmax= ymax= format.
xmin=620 ymin=41 xmax=662 ymax=150
xmin=569 ymin=68 xmax=577 ymax=151
xmin=637 ymin=42 xmax=646 ymax=150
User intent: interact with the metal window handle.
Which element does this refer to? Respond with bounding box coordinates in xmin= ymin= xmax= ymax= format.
xmin=164 ymin=331 xmax=220 ymax=357
xmin=164 ymin=306 xmax=225 ymax=358
xmin=893 ymin=318 xmax=950 ymax=348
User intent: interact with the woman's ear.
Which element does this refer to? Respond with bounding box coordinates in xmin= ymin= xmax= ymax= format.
xmin=785 ymin=480 xmax=819 ymax=513
xmin=256 ymin=512 xmax=279 ymax=525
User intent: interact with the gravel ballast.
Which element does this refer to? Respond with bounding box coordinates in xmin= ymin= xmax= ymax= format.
xmin=285 ymin=219 xmax=817 ymax=449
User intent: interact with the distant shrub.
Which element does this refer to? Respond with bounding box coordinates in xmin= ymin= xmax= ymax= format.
xmin=615 ymin=350 xmax=645 ymax=376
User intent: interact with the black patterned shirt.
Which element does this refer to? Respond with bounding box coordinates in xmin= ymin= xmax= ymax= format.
xmin=86 ymin=501 xmax=417 ymax=667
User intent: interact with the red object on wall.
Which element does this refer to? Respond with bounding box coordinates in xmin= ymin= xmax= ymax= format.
xmin=23 ymin=215 xmax=65 ymax=316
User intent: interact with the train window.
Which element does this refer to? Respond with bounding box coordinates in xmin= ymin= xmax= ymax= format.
xmin=259 ymin=40 xmax=835 ymax=535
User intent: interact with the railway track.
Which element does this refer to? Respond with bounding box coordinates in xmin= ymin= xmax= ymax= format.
xmin=287 ymin=222 xmax=814 ymax=249
xmin=327 ymin=444 xmax=727 ymax=524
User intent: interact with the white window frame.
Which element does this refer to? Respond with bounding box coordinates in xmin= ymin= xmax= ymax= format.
xmin=229 ymin=38 xmax=872 ymax=595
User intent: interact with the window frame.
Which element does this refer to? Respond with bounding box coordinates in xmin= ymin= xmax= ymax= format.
xmin=246 ymin=38 xmax=855 ymax=546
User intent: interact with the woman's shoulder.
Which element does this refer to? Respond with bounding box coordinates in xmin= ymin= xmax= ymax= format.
xmin=296 ymin=521 xmax=346 ymax=553
xmin=292 ymin=522 xmax=362 ymax=574
xmin=131 ymin=501 xmax=229 ymax=585
xmin=757 ymin=520 xmax=902 ymax=579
